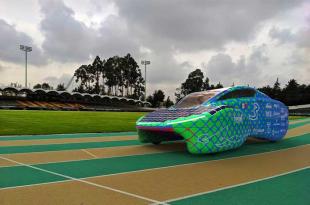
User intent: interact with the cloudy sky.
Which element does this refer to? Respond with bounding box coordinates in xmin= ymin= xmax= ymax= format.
xmin=0 ymin=0 xmax=309 ymax=99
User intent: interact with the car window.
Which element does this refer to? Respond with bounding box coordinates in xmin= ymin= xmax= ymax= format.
xmin=218 ymin=89 xmax=256 ymax=101
xmin=175 ymin=92 xmax=217 ymax=108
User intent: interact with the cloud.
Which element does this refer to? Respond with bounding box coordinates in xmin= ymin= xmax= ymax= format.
xmin=44 ymin=73 xmax=72 ymax=88
xmin=95 ymin=15 xmax=140 ymax=57
xmin=0 ymin=19 xmax=46 ymax=65
xmin=39 ymin=0 xmax=140 ymax=62
xmin=115 ymin=0 xmax=304 ymax=52
xmin=40 ymin=0 xmax=97 ymax=63
xmin=296 ymin=23 xmax=310 ymax=49
xmin=269 ymin=27 xmax=296 ymax=44
xmin=0 ymin=0 xmax=308 ymax=100
xmin=205 ymin=45 xmax=269 ymax=86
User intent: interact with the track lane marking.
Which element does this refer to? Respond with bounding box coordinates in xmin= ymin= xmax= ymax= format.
xmin=0 ymin=143 xmax=185 ymax=168
xmin=0 ymin=144 xmax=308 ymax=191
xmin=0 ymin=122 xmax=308 ymax=168
xmin=81 ymin=149 xmax=97 ymax=158
xmin=86 ymin=145 xmax=310 ymax=201
xmin=0 ymin=135 xmax=137 ymax=146
xmin=162 ymin=166 xmax=310 ymax=205
xmin=0 ymin=155 xmax=162 ymax=204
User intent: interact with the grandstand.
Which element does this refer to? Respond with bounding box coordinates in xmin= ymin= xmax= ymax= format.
xmin=0 ymin=86 xmax=151 ymax=111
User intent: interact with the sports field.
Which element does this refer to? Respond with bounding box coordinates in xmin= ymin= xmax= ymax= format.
xmin=0 ymin=117 xmax=309 ymax=204
xmin=0 ymin=110 xmax=145 ymax=135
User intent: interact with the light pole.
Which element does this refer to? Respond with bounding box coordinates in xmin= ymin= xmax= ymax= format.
xmin=141 ymin=60 xmax=150 ymax=98
xmin=20 ymin=45 xmax=32 ymax=88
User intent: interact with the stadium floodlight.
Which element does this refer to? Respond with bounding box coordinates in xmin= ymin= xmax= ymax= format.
xmin=20 ymin=45 xmax=32 ymax=88
xmin=141 ymin=60 xmax=151 ymax=98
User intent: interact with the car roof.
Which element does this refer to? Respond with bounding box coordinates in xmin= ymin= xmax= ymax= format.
xmin=188 ymin=87 xmax=231 ymax=97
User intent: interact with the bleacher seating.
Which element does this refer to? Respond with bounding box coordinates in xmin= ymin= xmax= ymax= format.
xmin=0 ymin=86 xmax=151 ymax=111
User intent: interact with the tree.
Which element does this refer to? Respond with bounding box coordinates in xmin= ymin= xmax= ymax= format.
xmin=33 ymin=84 xmax=42 ymax=89
xmin=73 ymin=54 xmax=145 ymax=100
xmin=74 ymin=64 xmax=91 ymax=93
xmin=42 ymin=83 xmax=52 ymax=90
xmin=215 ymin=82 xmax=223 ymax=89
xmin=104 ymin=56 xmax=120 ymax=95
xmin=147 ymin=90 xmax=165 ymax=107
xmin=258 ymin=85 xmax=273 ymax=97
xmin=282 ymin=79 xmax=299 ymax=106
xmin=175 ymin=69 xmax=204 ymax=101
xmin=272 ymin=78 xmax=282 ymax=100
xmin=258 ymin=79 xmax=310 ymax=106
xmin=33 ymin=83 xmax=52 ymax=90
xmin=91 ymin=56 xmax=104 ymax=94
xmin=164 ymin=96 xmax=174 ymax=107
xmin=203 ymin=77 xmax=210 ymax=90
xmin=56 ymin=83 xmax=65 ymax=91
xmin=10 ymin=82 xmax=22 ymax=88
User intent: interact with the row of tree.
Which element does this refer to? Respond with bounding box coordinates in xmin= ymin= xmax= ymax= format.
xmin=33 ymin=83 xmax=66 ymax=91
xmin=173 ymin=68 xmax=309 ymax=106
xmin=258 ymin=78 xmax=310 ymax=106
xmin=73 ymin=54 xmax=145 ymax=100
xmin=24 ymin=63 xmax=309 ymax=107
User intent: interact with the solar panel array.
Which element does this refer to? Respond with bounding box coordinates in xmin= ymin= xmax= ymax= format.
xmin=140 ymin=105 xmax=229 ymax=122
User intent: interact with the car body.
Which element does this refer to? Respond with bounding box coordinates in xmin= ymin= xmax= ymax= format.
xmin=136 ymin=86 xmax=288 ymax=154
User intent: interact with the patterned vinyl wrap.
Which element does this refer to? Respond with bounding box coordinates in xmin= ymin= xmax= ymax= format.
xmin=136 ymin=86 xmax=288 ymax=154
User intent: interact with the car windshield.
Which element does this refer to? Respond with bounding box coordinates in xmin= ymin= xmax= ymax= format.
xmin=175 ymin=91 xmax=218 ymax=108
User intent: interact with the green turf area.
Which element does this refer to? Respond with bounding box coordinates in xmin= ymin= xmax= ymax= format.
xmin=0 ymin=110 xmax=307 ymax=136
xmin=0 ymin=133 xmax=308 ymax=188
xmin=0 ymin=110 xmax=145 ymax=135
xmin=289 ymin=116 xmax=309 ymax=120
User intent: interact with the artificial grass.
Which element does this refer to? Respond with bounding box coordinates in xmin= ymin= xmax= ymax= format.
xmin=0 ymin=110 xmax=307 ymax=136
xmin=289 ymin=116 xmax=309 ymax=120
xmin=0 ymin=110 xmax=145 ymax=135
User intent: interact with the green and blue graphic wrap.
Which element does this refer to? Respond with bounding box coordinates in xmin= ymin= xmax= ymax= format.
xmin=136 ymin=86 xmax=288 ymax=154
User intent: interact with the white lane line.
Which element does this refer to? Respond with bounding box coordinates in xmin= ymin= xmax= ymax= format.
xmin=0 ymin=155 xmax=162 ymax=204
xmin=160 ymin=166 xmax=310 ymax=205
xmin=0 ymin=144 xmax=184 ymax=168
xmin=81 ymin=149 xmax=97 ymax=158
xmin=0 ymin=144 xmax=308 ymax=191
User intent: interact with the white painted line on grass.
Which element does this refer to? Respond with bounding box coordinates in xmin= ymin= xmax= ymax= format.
xmin=0 ymin=155 xmax=163 ymax=204
xmin=160 ymin=166 xmax=310 ymax=205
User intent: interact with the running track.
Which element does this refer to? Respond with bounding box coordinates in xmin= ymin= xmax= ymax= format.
xmin=0 ymin=119 xmax=309 ymax=204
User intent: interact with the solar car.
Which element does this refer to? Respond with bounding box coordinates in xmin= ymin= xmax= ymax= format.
xmin=136 ymin=86 xmax=288 ymax=154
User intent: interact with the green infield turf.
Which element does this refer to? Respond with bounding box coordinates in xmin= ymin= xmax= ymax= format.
xmin=0 ymin=110 xmax=308 ymax=136
xmin=289 ymin=116 xmax=309 ymax=120
xmin=0 ymin=110 xmax=146 ymax=135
